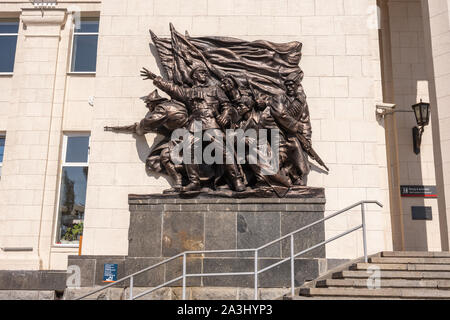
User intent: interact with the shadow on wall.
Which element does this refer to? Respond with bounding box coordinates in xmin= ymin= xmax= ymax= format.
xmin=379 ymin=0 xmax=434 ymax=251
xmin=392 ymin=52 xmax=429 ymax=250
xmin=134 ymin=132 xmax=171 ymax=183
xmin=396 ymin=78 xmax=429 ymax=252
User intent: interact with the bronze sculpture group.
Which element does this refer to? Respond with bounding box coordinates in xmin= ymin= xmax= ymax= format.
xmin=105 ymin=24 xmax=328 ymax=198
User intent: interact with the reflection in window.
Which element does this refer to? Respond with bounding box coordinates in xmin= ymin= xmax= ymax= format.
xmin=56 ymin=134 xmax=90 ymax=245
xmin=70 ymin=17 xmax=99 ymax=73
xmin=0 ymin=134 xmax=5 ymax=178
xmin=0 ymin=19 xmax=19 ymax=73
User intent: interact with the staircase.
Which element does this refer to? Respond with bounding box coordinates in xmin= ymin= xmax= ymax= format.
xmin=297 ymin=251 xmax=450 ymax=299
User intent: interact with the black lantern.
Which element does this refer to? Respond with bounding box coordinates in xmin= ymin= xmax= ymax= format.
xmin=412 ymin=100 xmax=430 ymax=155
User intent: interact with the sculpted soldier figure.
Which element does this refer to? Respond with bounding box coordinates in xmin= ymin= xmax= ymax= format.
xmin=139 ymin=90 xmax=189 ymax=192
xmin=219 ymin=74 xmax=291 ymax=195
xmin=270 ymin=72 xmax=312 ymax=186
xmin=137 ymin=90 xmax=188 ymax=136
xmin=219 ymin=75 xmax=252 ymax=125
xmin=140 ymin=65 xmax=246 ymax=193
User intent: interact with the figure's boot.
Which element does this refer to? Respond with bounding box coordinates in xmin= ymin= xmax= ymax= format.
xmin=182 ymin=164 xmax=201 ymax=192
xmin=293 ymin=176 xmax=307 ymax=186
xmin=182 ymin=181 xmax=201 ymax=192
xmin=232 ymin=177 xmax=246 ymax=192
xmin=225 ymin=163 xmax=246 ymax=192
xmin=164 ymin=162 xmax=183 ymax=192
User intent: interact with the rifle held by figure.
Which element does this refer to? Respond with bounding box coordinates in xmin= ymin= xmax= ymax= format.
xmin=296 ymin=132 xmax=330 ymax=172
xmin=104 ymin=124 xmax=138 ymax=134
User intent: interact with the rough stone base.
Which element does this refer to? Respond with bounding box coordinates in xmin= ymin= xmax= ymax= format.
xmin=0 ymin=270 xmax=67 ymax=291
xmin=0 ymin=290 xmax=56 ymax=300
xmin=64 ymin=286 xmax=290 ymax=300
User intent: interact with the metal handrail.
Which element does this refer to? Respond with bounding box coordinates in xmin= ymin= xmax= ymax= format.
xmin=75 ymin=200 xmax=382 ymax=300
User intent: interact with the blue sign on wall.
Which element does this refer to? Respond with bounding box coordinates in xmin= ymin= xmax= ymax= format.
xmin=103 ymin=263 xmax=118 ymax=283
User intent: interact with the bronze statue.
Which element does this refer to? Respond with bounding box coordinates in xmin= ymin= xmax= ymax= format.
xmin=106 ymin=24 xmax=329 ymax=198
xmin=270 ymin=72 xmax=312 ymax=186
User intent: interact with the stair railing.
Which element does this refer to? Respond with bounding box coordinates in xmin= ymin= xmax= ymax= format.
xmin=75 ymin=200 xmax=383 ymax=300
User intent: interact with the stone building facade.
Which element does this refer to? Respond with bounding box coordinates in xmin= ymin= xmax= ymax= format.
xmin=0 ymin=0 xmax=449 ymax=272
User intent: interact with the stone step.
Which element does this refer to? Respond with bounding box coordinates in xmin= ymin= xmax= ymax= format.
xmin=316 ymin=279 xmax=450 ymax=289
xmin=381 ymin=251 xmax=450 ymax=258
xmin=333 ymin=270 xmax=450 ymax=280
xmin=370 ymin=257 xmax=450 ymax=265
xmin=299 ymin=287 xmax=450 ymax=299
xmin=351 ymin=263 xmax=450 ymax=272
xmin=290 ymin=295 xmax=403 ymax=300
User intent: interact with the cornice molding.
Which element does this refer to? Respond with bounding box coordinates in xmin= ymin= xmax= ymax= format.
xmin=21 ymin=8 xmax=66 ymax=27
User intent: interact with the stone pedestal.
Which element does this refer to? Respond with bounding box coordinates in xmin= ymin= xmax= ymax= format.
xmin=68 ymin=192 xmax=340 ymax=289
xmin=127 ymin=196 xmax=326 ymax=260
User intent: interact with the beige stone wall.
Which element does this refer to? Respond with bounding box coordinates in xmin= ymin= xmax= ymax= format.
xmin=0 ymin=78 xmax=12 ymax=130
xmin=0 ymin=0 xmax=405 ymax=270
xmin=0 ymin=1 xmax=100 ymax=270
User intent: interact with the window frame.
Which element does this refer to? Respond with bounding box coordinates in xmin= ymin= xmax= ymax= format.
xmin=0 ymin=18 xmax=19 ymax=75
xmin=53 ymin=132 xmax=91 ymax=248
xmin=68 ymin=17 xmax=99 ymax=75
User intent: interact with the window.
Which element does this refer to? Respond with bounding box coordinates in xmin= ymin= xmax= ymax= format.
xmin=0 ymin=19 xmax=19 ymax=73
xmin=55 ymin=133 xmax=90 ymax=245
xmin=70 ymin=17 xmax=99 ymax=73
xmin=0 ymin=134 xmax=5 ymax=177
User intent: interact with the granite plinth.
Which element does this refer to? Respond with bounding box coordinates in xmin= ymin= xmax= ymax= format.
xmin=128 ymin=194 xmax=326 ymax=259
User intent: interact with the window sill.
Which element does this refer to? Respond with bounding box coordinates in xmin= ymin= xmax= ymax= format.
xmin=0 ymin=72 xmax=13 ymax=77
xmin=67 ymin=72 xmax=96 ymax=76
xmin=52 ymin=244 xmax=79 ymax=249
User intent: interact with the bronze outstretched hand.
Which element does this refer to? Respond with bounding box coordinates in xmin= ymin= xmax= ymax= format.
xmin=140 ymin=67 xmax=158 ymax=80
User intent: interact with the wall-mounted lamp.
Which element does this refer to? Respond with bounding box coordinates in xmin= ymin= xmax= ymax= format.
xmin=412 ymin=100 xmax=430 ymax=155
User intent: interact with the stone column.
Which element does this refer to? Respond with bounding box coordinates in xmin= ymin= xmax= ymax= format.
xmin=421 ymin=0 xmax=450 ymax=250
xmin=0 ymin=9 xmax=66 ymax=269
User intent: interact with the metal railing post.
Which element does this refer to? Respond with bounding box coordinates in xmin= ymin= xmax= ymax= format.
xmin=254 ymin=250 xmax=258 ymax=300
xmin=182 ymin=253 xmax=187 ymax=300
xmin=129 ymin=276 xmax=134 ymax=300
xmin=361 ymin=203 xmax=368 ymax=263
xmin=290 ymin=234 xmax=295 ymax=297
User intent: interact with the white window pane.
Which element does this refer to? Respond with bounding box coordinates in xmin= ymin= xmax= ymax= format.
xmin=66 ymin=136 xmax=89 ymax=163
